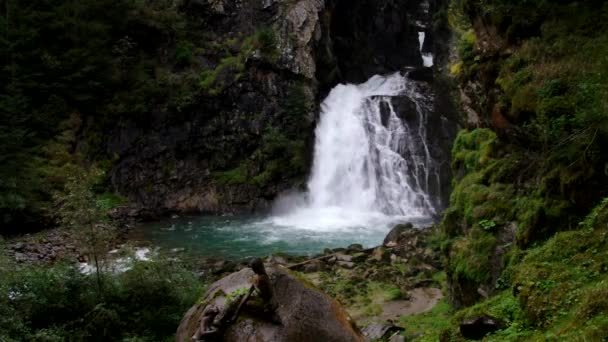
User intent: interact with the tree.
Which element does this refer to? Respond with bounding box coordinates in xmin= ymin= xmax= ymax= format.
xmin=54 ymin=166 xmax=116 ymax=295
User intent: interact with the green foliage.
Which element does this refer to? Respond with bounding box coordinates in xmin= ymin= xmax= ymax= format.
xmin=214 ymin=165 xmax=248 ymax=185
xmin=225 ymin=287 xmax=250 ymax=303
xmin=398 ymin=300 xmax=452 ymax=342
xmin=175 ymin=41 xmax=195 ymax=66
xmin=96 ymin=193 xmax=127 ymax=212
xmin=437 ymin=198 xmax=608 ymax=341
xmin=53 ymin=165 xmax=119 ymax=295
xmin=253 ymin=27 xmax=277 ymax=58
xmin=479 ymin=219 xmax=497 ymax=231
xmin=449 ymin=231 xmax=497 ymax=284
xmin=0 ymin=0 xmax=208 ymax=229
xmin=0 ymin=255 xmax=204 ymax=341
xmin=249 ymin=128 xmax=307 ymax=188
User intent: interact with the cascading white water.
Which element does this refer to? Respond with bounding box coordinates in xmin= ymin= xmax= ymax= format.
xmin=308 ymin=73 xmax=433 ymax=216
xmin=267 ymin=72 xmax=437 ymax=232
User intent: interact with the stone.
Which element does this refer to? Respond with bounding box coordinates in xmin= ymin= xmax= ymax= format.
xmin=210 ymin=260 xmax=237 ymax=275
xmin=326 ymin=256 xmax=337 ymax=265
xmin=383 ymin=223 xmax=413 ymax=247
xmin=176 ymin=266 xmax=364 ymax=342
xmin=268 ymin=255 xmax=288 ymax=266
xmin=14 ymin=252 xmax=27 ymax=262
xmin=459 ymin=315 xmax=504 ymax=340
xmin=371 ymin=247 xmax=391 ymax=263
xmin=337 ymin=261 xmax=355 ymax=269
xmin=407 ymin=67 xmax=434 ymax=82
xmin=303 ymin=259 xmax=326 ymax=273
xmin=362 ymin=322 xmax=404 ymax=341
xmin=12 ymin=242 xmax=25 ymax=251
xmin=351 ymin=252 xmax=367 ymax=263
xmin=335 ymin=253 xmax=353 ymax=262
xmin=347 ymin=243 xmax=363 ymax=252
xmin=389 ymin=335 xmax=406 ymax=342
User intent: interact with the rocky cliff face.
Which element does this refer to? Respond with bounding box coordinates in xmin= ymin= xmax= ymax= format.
xmin=104 ymin=0 xmax=457 ymax=218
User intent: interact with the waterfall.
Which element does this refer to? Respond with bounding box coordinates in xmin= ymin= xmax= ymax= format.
xmin=308 ymin=73 xmax=434 ymax=216
xmin=268 ymin=72 xmax=438 ymax=231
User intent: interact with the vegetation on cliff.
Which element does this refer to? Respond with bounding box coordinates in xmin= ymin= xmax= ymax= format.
xmin=1 ymin=0 xmax=312 ymax=233
xmin=416 ymin=0 xmax=608 ymax=340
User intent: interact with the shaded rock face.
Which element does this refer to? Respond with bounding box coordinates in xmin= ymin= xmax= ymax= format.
xmin=108 ymin=0 xmax=322 ymax=218
xmin=325 ymin=0 xmax=424 ymax=84
xmin=176 ymin=267 xmax=363 ymax=342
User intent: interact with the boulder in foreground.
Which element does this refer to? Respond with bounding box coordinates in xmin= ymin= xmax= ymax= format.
xmin=176 ymin=262 xmax=363 ymax=342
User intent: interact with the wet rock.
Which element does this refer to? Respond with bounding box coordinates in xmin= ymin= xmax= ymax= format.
xmin=14 ymin=252 xmax=27 ymax=262
xmin=268 ymin=255 xmax=288 ymax=266
xmin=371 ymin=247 xmax=391 ymax=263
xmin=176 ymin=266 xmax=364 ymax=342
xmin=210 ymin=260 xmax=237 ymax=275
xmin=383 ymin=223 xmax=413 ymax=247
xmin=303 ymin=259 xmax=326 ymax=273
xmin=362 ymin=322 xmax=404 ymax=341
xmin=389 ymin=335 xmax=406 ymax=342
xmin=337 ymin=261 xmax=355 ymax=269
xmin=336 ymin=253 xmax=353 ymax=262
xmin=407 ymin=67 xmax=433 ymax=82
xmin=12 ymin=242 xmax=25 ymax=251
xmin=347 ymin=243 xmax=363 ymax=252
xmin=459 ymin=315 xmax=504 ymax=340
xmin=351 ymin=252 xmax=367 ymax=263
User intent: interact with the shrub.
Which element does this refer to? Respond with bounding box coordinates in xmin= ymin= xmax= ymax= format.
xmin=0 ymin=256 xmax=204 ymax=341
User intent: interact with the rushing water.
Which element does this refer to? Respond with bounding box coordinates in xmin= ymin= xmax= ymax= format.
xmin=135 ymin=72 xmax=440 ymax=260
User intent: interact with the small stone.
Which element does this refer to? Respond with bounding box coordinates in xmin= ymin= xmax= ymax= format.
xmin=389 ymin=334 xmax=405 ymax=342
xmin=337 ymin=261 xmax=355 ymax=269
xmin=14 ymin=252 xmax=27 ymax=262
xmin=323 ymin=248 xmax=333 ymax=255
xmin=351 ymin=252 xmax=367 ymax=263
xmin=268 ymin=255 xmax=288 ymax=266
xmin=303 ymin=260 xmax=325 ymax=273
xmin=371 ymin=247 xmax=390 ymax=263
xmin=335 ymin=253 xmax=353 ymax=262
xmin=383 ymin=223 xmax=414 ymax=247
xmin=12 ymin=242 xmax=25 ymax=251
xmin=347 ymin=243 xmax=363 ymax=252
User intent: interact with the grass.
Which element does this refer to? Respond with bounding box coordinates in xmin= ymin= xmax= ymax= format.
xmin=436 ymin=198 xmax=608 ymax=341
xmin=398 ymin=300 xmax=452 ymax=341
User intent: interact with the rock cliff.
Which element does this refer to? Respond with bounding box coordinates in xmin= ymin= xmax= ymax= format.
xmin=103 ymin=0 xmax=458 ymax=218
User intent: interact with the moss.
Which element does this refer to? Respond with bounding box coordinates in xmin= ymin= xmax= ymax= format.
xmin=95 ymin=192 xmax=126 ymax=211
xmin=449 ymin=231 xmax=497 ymax=284
xmin=214 ymin=165 xmax=248 ymax=185
xmin=398 ymin=300 xmax=452 ymax=342
xmin=438 ymin=198 xmax=608 ymax=340
xmin=451 ymin=128 xmax=497 ymax=173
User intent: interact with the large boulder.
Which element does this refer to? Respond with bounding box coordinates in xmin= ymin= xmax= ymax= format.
xmin=176 ymin=266 xmax=364 ymax=342
xmin=459 ymin=315 xmax=504 ymax=340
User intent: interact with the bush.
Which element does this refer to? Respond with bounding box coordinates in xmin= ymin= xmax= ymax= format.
xmin=0 ymin=255 xmax=204 ymax=341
